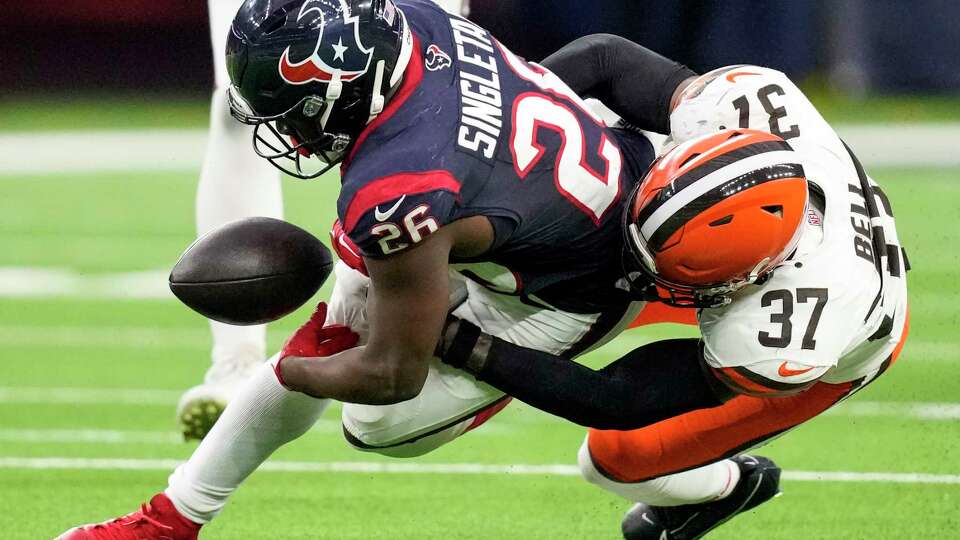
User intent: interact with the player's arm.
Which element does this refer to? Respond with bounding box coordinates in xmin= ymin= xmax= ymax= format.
xmin=540 ymin=34 xmax=697 ymax=134
xmin=278 ymin=170 xmax=492 ymax=404
xmin=277 ymin=229 xmax=451 ymax=404
xmin=279 ymin=217 xmax=491 ymax=404
xmin=437 ymin=319 xmax=734 ymax=430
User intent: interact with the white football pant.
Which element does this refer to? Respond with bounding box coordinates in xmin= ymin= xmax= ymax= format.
xmin=166 ymin=261 xmax=641 ymax=522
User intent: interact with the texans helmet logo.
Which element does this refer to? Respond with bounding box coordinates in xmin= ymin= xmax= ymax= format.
xmin=425 ymin=44 xmax=452 ymax=72
xmin=278 ymin=0 xmax=374 ymax=85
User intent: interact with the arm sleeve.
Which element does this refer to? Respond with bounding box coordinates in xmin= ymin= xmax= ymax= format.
xmin=540 ymin=34 xmax=696 ymax=134
xmin=438 ymin=319 xmax=733 ymax=430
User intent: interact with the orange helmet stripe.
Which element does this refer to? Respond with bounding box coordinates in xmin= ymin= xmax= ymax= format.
xmin=647 ymin=163 xmax=805 ymax=251
xmin=634 ymin=138 xmax=793 ymax=225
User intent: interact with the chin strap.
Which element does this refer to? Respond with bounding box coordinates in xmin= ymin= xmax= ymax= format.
xmin=319 ymin=72 xmax=343 ymax=130
xmin=367 ymin=59 xmax=387 ymax=124
xmin=366 ymin=9 xmax=412 ymax=125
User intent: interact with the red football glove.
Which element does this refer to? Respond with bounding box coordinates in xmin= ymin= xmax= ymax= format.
xmin=275 ymin=302 xmax=360 ymax=388
xmin=330 ymin=219 xmax=368 ymax=276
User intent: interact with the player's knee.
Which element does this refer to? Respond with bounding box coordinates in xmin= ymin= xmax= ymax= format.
xmin=583 ymin=430 xmax=660 ymax=483
xmin=577 ymin=437 xmax=608 ymax=486
xmin=578 ymin=437 xmax=649 ymax=495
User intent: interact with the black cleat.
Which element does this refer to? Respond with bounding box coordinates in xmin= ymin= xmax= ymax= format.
xmin=621 ymin=455 xmax=781 ymax=540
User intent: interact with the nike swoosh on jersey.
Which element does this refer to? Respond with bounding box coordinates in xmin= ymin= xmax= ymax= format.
xmin=726 ymin=71 xmax=761 ymax=83
xmin=374 ymin=195 xmax=406 ymax=222
xmin=777 ymin=362 xmax=815 ymax=377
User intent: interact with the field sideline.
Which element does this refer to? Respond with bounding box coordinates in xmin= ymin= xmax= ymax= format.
xmin=0 ymin=121 xmax=958 ymax=538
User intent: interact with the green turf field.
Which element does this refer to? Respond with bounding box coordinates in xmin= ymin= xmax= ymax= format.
xmin=0 ymin=123 xmax=958 ymax=538
xmin=3 ymin=90 xmax=960 ymax=132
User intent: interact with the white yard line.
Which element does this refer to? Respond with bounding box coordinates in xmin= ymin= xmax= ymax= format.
xmin=0 ymin=387 xmax=182 ymax=405
xmin=0 ymin=130 xmax=209 ymax=175
xmin=824 ymin=400 xmax=960 ymax=420
xmin=0 ymin=125 xmax=959 ymax=175
xmin=0 ymin=267 xmax=173 ymax=300
xmin=0 ymin=456 xmax=956 ymax=484
xmin=0 ymin=325 xmax=211 ymax=349
xmin=0 ymin=424 xmax=343 ymax=444
xmin=0 ymin=429 xmax=181 ymax=444
xmin=783 ymin=470 xmax=960 ymax=485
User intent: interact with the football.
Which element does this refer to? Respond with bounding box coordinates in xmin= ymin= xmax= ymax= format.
xmin=169 ymin=217 xmax=333 ymax=325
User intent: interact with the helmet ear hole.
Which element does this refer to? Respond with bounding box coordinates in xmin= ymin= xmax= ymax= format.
xmin=762 ymin=205 xmax=784 ymax=218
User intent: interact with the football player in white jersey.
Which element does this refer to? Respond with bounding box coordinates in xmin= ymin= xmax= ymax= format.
xmin=177 ymin=0 xmax=469 ymax=440
xmin=435 ymin=36 xmax=910 ymax=539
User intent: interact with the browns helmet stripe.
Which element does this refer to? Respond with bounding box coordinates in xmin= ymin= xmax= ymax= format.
xmin=639 ymin=150 xmax=799 ymax=242
xmin=646 ymin=162 xmax=805 ymax=251
xmin=634 ymin=138 xmax=793 ymax=226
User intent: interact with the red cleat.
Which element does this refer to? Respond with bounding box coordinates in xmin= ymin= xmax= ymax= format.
xmin=56 ymin=493 xmax=201 ymax=540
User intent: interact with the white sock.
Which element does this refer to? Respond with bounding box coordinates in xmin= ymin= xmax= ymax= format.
xmin=166 ymin=359 xmax=329 ymax=523
xmin=578 ymin=439 xmax=741 ymax=506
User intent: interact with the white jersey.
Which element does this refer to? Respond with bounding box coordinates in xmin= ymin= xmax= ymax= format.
xmin=671 ymin=66 xmax=908 ymax=390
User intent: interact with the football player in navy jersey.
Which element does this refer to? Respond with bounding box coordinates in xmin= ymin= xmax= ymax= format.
xmin=56 ymin=2 xmax=693 ymax=538
xmin=180 ymin=0 xmax=468 ymax=443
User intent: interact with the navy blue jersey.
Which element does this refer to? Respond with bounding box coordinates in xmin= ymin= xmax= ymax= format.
xmin=338 ymin=0 xmax=655 ymax=313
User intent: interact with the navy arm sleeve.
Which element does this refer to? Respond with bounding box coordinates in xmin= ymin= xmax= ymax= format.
xmin=437 ymin=319 xmax=734 ymax=430
xmin=541 ymin=34 xmax=697 ymax=134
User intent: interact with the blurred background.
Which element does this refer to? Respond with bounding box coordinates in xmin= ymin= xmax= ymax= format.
xmin=4 ymin=0 xmax=960 ymax=95
xmin=1 ymin=1 xmax=958 ymax=539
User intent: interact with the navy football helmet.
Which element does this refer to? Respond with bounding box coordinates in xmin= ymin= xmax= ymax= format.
xmin=226 ymin=0 xmax=413 ymax=178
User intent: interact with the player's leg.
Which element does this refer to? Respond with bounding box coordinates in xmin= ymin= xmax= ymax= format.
xmin=341 ymin=273 xmax=643 ymax=457
xmin=585 ymin=310 xmax=911 ymax=501
xmin=59 ymin=360 xmax=330 ymax=538
xmin=177 ymin=0 xmax=284 ymax=440
xmin=342 ymin=359 xmax=512 ymax=458
xmin=337 ymin=270 xmax=507 ymax=457
xmin=588 ymin=312 xmax=909 ymax=539
xmin=62 ymin=265 xmax=374 ymax=535
xmin=65 ymin=262 xmax=381 ymax=540
xmin=167 ymin=361 xmax=330 ymax=523
xmin=579 ymin=381 xmax=856 ymax=539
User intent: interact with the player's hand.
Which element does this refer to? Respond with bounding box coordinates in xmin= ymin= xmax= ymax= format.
xmin=275 ymin=302 xmax=360 ymax=388
xmin=330 ymin=219 xmax=368 ymax=276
